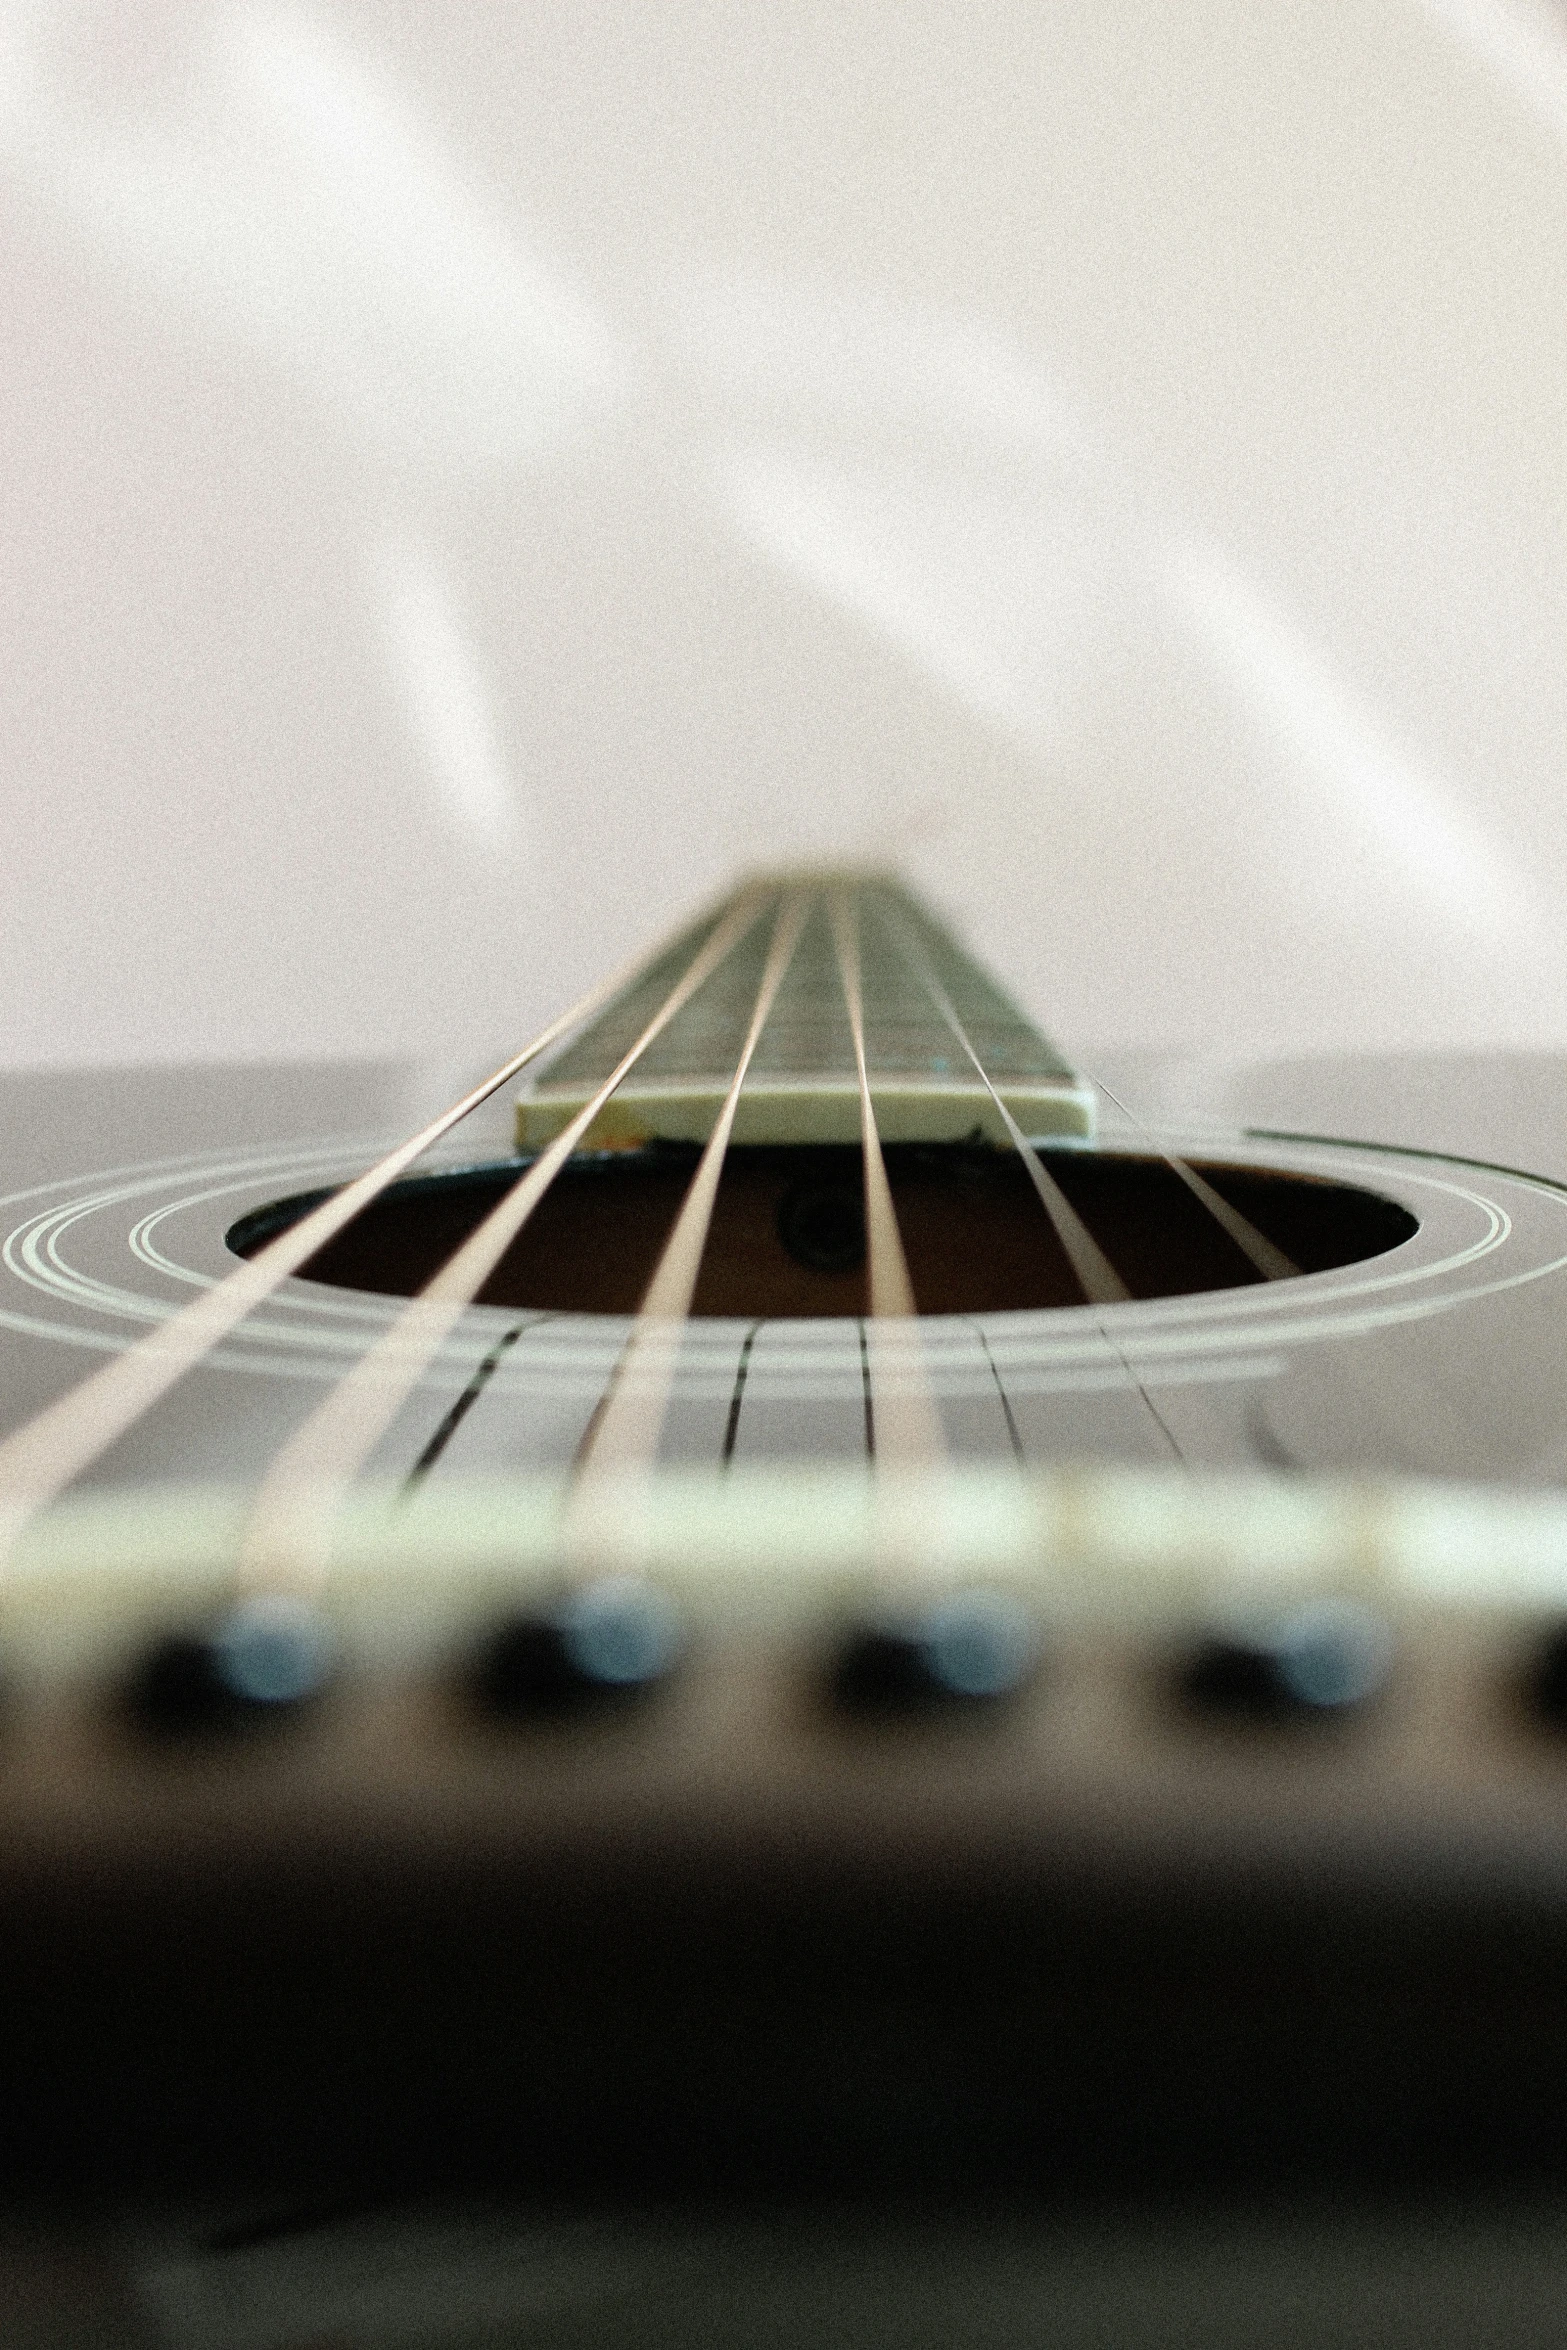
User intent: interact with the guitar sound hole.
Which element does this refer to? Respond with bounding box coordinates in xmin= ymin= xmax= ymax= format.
xmin=228 ymin=1146 xmax=1416 ymax=1318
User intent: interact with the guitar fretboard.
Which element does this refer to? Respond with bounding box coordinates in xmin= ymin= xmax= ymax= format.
xmin=518 ymin=876 xmax=1093 ymax=1147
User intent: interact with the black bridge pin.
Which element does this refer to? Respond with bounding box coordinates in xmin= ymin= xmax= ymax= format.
xmin=833 ymin=1588 xmax=1039 ymax=1713
xmin=135 ymin=1595 xmax=336 ymax=1733
xmin=476 ymin=1575 xmax=683 ymax=1714
xmin=1527 ymin=1624 xmax=1567 ymax=1724
xmin=1182 ymin=1597 xmax=1393 ymax=1722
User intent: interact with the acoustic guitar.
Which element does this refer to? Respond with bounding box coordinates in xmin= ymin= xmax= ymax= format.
xmin=6 ymin=869 xmax=1567 ymax=2339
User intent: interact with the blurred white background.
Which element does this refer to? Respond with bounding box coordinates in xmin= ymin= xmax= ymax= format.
xmin=0 ymin=0 xmax=1563 ymax=1075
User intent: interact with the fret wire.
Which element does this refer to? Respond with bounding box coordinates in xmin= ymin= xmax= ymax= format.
xmin=828 ymin=884 xmax=945 ymax=1476
xmin=570 ymin=888 xmax=812 ymax=1491
xmin=0 ymin=934 xmax=671 ymax=1566
xmin=233 ymin=887 xmax=776 ymax=1588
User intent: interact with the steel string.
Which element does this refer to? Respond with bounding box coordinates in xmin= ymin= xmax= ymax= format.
xmin=233 ymin=887 xmax=774 ymax=1586
xmin=0 ymin=937 xmax=673 ymax=1565
xmin=570 ymin=887 xmax=812 ymax=1493
xmin=827 ymin=883 xmax=946 ymax=1477
xmin=869 ymin=896 xmax=1130 ymax=1308
xmin=1084 ymin=1071 xmax=1299 ymax=1281
xmin=871 ymin=892 xmax=1183 ymax=1465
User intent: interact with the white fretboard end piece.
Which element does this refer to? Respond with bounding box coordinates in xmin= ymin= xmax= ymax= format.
xmin=516 ymin=1074 xmax=1095 ymax=1151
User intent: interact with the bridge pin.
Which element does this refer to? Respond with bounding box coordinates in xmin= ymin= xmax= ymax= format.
xmin=833 ymin=1589 xmax=1038 ymax=1712
xmin=1182 ymin=1599 xmax=1392 ymax=1722
xmin=1527 ymin=1626 xmax=1567 ymax=1724
xmin=475 ymin=1576 xmax=683 ymax=1714
xmin=135 ymin=1595 xmax=335 ymax=1733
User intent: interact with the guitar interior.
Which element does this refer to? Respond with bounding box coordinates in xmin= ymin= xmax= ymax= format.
xmin=228 ymin=1144 xmax=1417 ymax=1316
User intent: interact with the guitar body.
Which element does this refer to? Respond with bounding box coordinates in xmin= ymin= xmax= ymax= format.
xmin=2 ymin=0 xmax=1558 ymax=2317
xmin=8 ymin=1036 xmax=1567 ymax=2280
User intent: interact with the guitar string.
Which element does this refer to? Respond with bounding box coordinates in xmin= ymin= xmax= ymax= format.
xmin=867 ymin=895 xmax=1128 ymax=1307
xmin=869 ymin=889 xmax=1298 ymax=1457
xmin=871 ymin=892 xmax=1292 ymax=1287
xmin=1077 ymin=1069 xmax=1299 ymax=1281
xmin=0 ymin=935 xmax=669 ymax=1565
xmin=870 ymin=891 xmax=1183 ymax=1465
xmin=231 ymin=886 xmax=775 ymax=1588
xmin=827 ymin=882 xmax=946 ymax=1476
xmin=0 ymin=868 xmax=1244 ymax=1566
xmin=568 ymin=887 xmax=812 ymax=1492
xmin=1033 ymin=1049 xmax=1297 ymax=1455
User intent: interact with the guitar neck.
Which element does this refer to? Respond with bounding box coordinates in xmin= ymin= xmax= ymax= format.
xmin=517 ymin=874 xmax=1095 ymax=1147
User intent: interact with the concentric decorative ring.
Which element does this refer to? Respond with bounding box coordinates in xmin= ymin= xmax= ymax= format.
xmin=2 ymin=1131 xmax=1563 ymax=1421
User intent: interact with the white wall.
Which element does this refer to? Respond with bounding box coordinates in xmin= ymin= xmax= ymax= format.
xmin=1 ymin=0 xmax=1563 ymax=1072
